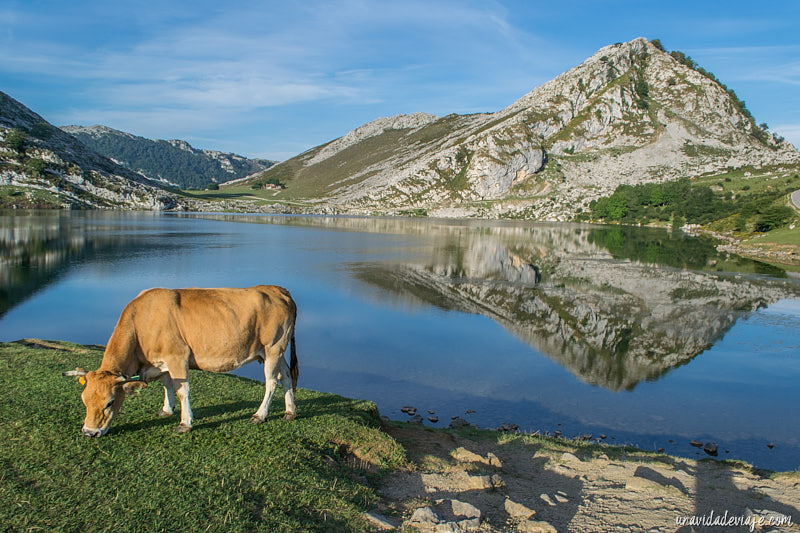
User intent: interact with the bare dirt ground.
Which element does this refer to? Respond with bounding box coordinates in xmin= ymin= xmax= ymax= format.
xmin=372 ymin=425 xmax=800 ymax=532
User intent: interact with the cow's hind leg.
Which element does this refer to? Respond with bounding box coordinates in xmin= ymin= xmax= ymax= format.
xmin=251 ymin=356 xmax=280 ymax=424
xmin=174 ymin=378 xmax=193 ymax=433
xmin=279 ymin=357 xmax=297 ymax=420
xmin=158 ymin=374 xmax=176 ymax=417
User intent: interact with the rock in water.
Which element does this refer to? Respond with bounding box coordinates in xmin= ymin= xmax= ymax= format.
xmin=449 ymin=417 xmax=470 ymax=428
xmin=703 ymin=442 xmax=718 ymax=456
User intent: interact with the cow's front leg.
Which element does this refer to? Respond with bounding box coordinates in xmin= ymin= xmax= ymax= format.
xmin=173 ymin=377 xmax=193 ymax=433
xmin=158 ymin=374 xmax=176 ymax=417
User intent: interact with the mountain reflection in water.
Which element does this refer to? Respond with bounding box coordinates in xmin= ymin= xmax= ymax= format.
xmin=201 ymin=215 xmax=798 ymax=392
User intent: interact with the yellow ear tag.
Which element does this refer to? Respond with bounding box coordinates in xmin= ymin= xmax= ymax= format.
xmin=78 ymin=376 xmax=86 ymax=386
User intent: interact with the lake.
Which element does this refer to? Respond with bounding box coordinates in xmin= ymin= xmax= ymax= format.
xmin=1 ymin=210 xmax=798 ymax=470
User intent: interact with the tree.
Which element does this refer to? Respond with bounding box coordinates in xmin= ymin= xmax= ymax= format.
xmin=206 ymin=182 xmax=219 ymax=190
xmin=754 ymin=206 xmax=794 ymax=232
xmin=4 ymin=129 xmax=27 ymax=153
xmin=607 ymin=193 xmax=629 ymax=220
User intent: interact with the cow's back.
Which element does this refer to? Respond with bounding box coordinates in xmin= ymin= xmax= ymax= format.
xmin=129 ymin=285 xmax=295 ymax=372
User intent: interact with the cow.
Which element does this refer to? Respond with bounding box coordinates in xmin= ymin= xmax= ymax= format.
xmin=62 ymin=285 xmax=298 ymax=437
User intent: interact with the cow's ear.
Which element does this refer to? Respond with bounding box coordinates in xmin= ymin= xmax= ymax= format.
xmin=62 ymin=368 xmax=88 ymax=385
xmin=122 ymin=381 xmax=147 ymax=394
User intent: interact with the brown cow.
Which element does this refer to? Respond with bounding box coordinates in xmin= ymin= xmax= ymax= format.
xmin=63 ymin=285 xmax=298 ymax=437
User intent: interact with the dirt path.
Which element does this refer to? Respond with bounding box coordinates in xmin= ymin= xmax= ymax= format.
xmin=372 ymin=425 xmax=800 ymax=532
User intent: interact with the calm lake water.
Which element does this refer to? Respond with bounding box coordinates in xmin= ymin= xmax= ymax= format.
xmin=1 ymin=210 xmax=798 ymax=470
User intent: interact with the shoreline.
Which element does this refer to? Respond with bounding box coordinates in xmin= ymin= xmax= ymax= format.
xmin=3 ymin=339 xmax=798 ymax=532
xmin=375 ymin=422 xmax=800 ymax=532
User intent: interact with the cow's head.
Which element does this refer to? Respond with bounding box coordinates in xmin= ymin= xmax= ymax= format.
xmin=63 ymin=368 xmax=147 ymax=437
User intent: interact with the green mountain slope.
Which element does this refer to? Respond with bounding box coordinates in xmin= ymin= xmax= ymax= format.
xmin=62 ymin=125 xmax=276 ymax=189
xmin=241 ymin=38 xmax=799 ymax=220
xmin=0 ymin=92 xmax=180 ymax=209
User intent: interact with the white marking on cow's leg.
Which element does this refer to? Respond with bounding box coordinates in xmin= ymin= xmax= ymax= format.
xmin=174 ymin=378 xmax=193 ymax=432
xmin=279 ymin=357 xmax=297 ymax=420
xmin=251 ymin=358 xmax=280 ymax=423
xmin=159 ymin=374 xmax=175 ymax=417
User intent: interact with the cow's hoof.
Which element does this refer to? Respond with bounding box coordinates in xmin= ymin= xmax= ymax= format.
xmin=249 ymin=415 xmax=264 ymax=424
xmin=283 ymin=412 xmax=297 ymax=421
xmin=175 ymin=424 xmax=192 ymax=434
xmin=157 ymin=409 xmax=173 ymax=417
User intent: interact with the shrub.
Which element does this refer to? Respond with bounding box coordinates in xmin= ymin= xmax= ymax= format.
xmin=754 ymin=206 xmax=794 ymax=232
xmin=4 ymin=129 xmax=27 ymax=153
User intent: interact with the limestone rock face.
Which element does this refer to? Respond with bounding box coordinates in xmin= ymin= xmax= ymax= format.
xmin=249 ymin=37 xmax=799 ymax=219
xmin=1 ymin=92 xmax=182 ymax=210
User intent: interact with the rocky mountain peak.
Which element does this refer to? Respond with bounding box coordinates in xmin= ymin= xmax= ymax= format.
xmin=307 ymin=112 xmax=439 ymax=166
xmin=249 ymin=38 xmax=798 ymax=219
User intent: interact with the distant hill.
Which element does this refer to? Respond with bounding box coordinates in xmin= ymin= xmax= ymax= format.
xmin=243 ymin=37 xmax=799 ymax=219
xmin=61 ymin=125 xmax=276 ymax=190
xmin=0 ymin=91 xmax=180 ymax=209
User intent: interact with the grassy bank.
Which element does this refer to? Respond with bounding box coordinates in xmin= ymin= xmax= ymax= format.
xmin=0 ymin=340 xmax=405 ymax=532
xmin=4 ymin=340 xmax=798 ymax=532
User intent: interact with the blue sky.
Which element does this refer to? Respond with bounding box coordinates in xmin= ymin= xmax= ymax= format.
xmin=2 ymin=1 xmax=799 ymax=160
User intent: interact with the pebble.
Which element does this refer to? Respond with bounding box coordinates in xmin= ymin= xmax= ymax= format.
xmin=487 ymin=452 xmax=502 ymax=468
xmin=504 ymin=498 xmax=535 ymax=519
xmin=363 ymin=511 xmax=397 ymax=531
xmin=467 ymin=474 xmax=503 ymax=490
xmin=404 ymin=499 xmax=482 ymax=532
xmin=518 ymin=519 xmax=557 ymax=533
xmin=540 ymin=493 xmax=557 ymax=507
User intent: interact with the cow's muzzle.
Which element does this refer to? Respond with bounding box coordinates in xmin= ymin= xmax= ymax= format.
xmin=82 ymin=426 xmax=106 ymax=438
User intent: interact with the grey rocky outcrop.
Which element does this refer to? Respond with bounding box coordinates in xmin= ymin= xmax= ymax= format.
xmin=245 ymin=38 xmax=799 ymax=220
xmin=1 ymin=92 xmax=182 ymax=210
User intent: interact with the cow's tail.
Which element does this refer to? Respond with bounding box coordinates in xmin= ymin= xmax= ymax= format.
xmin=290 ymin=324 xmax=299 ymax=391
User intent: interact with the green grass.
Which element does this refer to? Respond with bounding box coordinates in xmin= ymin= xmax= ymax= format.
xmin=0 ymin=184 xmax=88 ymax=209
xmin=0 ymin=340 xmax=405 ymax=532
xmin=747 ymin=225 xmax=800 ymax=246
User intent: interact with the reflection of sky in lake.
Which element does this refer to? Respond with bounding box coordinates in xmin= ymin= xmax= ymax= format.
xmin=1 ymin=212 xmax=798 ymax=470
